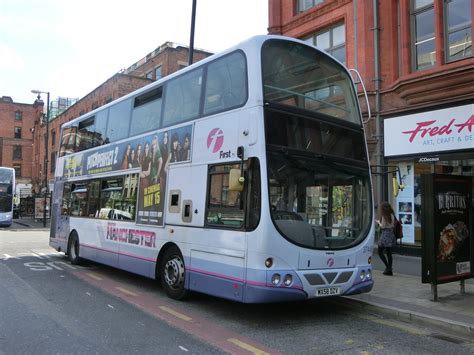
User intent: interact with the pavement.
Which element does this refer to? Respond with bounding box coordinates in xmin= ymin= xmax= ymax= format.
xmin=4 ymin=219 xmax=474 ymax=337
xmin=345 ymin=252 xmax=474 ymax=338
xmin=8 ymin=217 xmax=50 ymax=230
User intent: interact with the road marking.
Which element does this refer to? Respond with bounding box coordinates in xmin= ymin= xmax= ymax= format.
xmin=355 ymin=313 xmax=429 ymax=336
xmin=86 ymin=292 xmax=92 ymax=296
xmin=464 ymin=342 xmax=474 ymax=350
xmin=86 ymin=273 xmax=103 ymax=281
xmin=115 ymin=287 xmax=138 ymax=297
xmin=159 ymin=306 xmax=192 ymax=322
xmin=345 ymin=339 xmax=354 ymax=345
xmin=227 ymin=338 xmax=270 ymax=355
xmin=107 ymin=304 xmax=115 ymax=309
xmin=178 ymin=346 xmax=189 ymax=352
xmin=2 ymin=254 xmax=19 ymax=260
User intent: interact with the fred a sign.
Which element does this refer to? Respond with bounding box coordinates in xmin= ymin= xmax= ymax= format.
xmin=385 ymin=104 xmax=474 ymax=157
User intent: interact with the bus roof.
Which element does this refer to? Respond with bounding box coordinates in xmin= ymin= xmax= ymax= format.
xmin=61 ymin=35 xmax=318 ymax=130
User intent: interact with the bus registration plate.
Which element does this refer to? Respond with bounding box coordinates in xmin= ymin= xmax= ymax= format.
xmin=316 ymin=287 xmax=340 ymax=297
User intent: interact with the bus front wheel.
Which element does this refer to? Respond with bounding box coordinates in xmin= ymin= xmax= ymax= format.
xmin=160 ymin=246 xmax=187 ymax=300
xmin=67 ymin=231 xmax=82 ymax=265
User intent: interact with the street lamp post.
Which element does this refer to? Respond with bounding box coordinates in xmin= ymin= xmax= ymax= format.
xmin=31 ymin=90 xmax=50 ymax=228
xmin=188 ymin=0 xmax=197 ymax=65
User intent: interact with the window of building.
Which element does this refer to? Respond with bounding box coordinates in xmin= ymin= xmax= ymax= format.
xmin=412 ymin=0 xmax=436 ymax=70
xmin=51 ymin=128 xmax=56 ymax=146
xmin=445 ymin=0 xmax=472 ymax=62
xmin=297 ymin=0 xmax=324 ymax=13
xmin=162 ymin=68 xmax=203 ymax=127
xmin=146 ymin=71 xmax=153 ymax=79
xmin=304 ymin=23 xmax=346 ymax=64
xmin=155 ymin=66 xmax=162 ymax=80
xmin=50 ymin=152 xmax=56 ymax=173
xmin=13 ymin=164 xmax=21 ymax=177
xmin=206 ymin=163 xmax=245 ymax=228
xmin=15 ymin=111 xmax=22 ymax=121
xmin=14 ymin=127 xmax=22 ymax=139
xmin=13 ymin=145 xmax=22 ymax=160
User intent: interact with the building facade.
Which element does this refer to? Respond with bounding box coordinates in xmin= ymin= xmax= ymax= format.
xmin=32 ymin=42 xmax=213 ymax=194
xmin=0 ymin=96 xmax=42 ymax=194
xmin=269 ymin=0 xmax=473 ymax=247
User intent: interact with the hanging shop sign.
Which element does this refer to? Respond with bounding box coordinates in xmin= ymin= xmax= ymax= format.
xmin=421 ymin=174 xmax=472 ymax=284
xmin=385 ymin=104 xmax=474 ymax=157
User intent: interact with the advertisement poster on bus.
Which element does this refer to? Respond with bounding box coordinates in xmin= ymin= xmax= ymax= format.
xmin=422 ymin=174 xmax=472 ymax=284
xmin=62 ymin=124 xmax=193 ymax=226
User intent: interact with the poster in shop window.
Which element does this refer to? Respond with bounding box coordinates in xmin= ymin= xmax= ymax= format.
xmin=421 ymin=174 xmax=472 ymax=284
xmin=395 ymin=162 xmax=414 ymax=244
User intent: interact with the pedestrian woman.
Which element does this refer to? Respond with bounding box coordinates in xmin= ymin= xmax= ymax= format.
xmin=376 ymin=201 xmax=396 ymax=275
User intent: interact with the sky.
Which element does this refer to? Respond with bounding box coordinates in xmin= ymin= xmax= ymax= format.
xmin=0 ymin=0 xmax=269 ymax=104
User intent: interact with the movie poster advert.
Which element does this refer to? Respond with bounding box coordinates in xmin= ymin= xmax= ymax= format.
xmin=62 ymin=124 xmax=193 ymax=226
xmin=395 ymin=162 xmax=415 ymax=244
xmin=422 ymin=174 xmax=472 ymax=284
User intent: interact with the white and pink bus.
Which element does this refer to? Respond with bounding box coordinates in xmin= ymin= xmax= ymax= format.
xmin=0 ymin=167 xmax=15 ymax=227
xmin=50 ymin=35 xmax=374 ymax=303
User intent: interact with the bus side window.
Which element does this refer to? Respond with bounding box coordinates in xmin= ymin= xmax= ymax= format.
xmin=203 ymin=51 xmax=247 ymax=116
xmin=106 ymin=99 xmax=131 ymax=143
xmin=206 ymin=163 xmax=244 ymax=228
xmin=163 ymin=68 xmax=203 ymax=126
xmin=61 ymin=184 xmax=72 ymax=215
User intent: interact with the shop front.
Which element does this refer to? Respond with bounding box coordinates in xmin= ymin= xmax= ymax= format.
xmin=383 ymin=103 xmax=474 ymax=247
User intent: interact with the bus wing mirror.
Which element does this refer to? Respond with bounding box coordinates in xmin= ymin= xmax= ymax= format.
xmin=229 ymin=168 xmax=244 ymax=192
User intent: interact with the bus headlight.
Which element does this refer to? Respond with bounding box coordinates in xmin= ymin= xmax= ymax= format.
xmin=360 ymin=270 xmax=366 ymax=281
xmin=283 ymin=274 xmax=293 ymax=286
xmin=271 ymin=273 xmax=281 ymax=285
xmin=366 ymin=270 xmax=371 ymax=280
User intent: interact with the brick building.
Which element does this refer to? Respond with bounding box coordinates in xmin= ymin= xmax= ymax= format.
xmin=32 ymin=42 xmax=213 ymax=193
xmin=269 ymin=0 xmax=473 ymax=246
xmin=0 ymin=96 xmax=42 ymax=192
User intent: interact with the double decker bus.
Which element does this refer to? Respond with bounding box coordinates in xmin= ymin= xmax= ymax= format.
xmin=50 ymin=35 xmax=374 ymax=303
xmin=0 ymin=167 xmax=15 ymax=227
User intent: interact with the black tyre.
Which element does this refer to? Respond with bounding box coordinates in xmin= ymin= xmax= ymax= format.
xmin=67 ymin=231 xmax=82 ymax=265
xmin=160 ymin=246 xmax=188 ymax=300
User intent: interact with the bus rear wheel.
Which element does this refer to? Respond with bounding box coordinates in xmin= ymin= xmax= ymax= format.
xmin=160 ymin=246 xmax=187 ymax=300
xmin=67 ymin=231 xmax=82 ymax=265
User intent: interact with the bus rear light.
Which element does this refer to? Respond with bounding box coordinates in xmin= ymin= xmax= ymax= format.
xmin=283 ymin=274 xmax=293 ymax=286
xmin=271 ymin=273 xmax=281 ymax=285
xmin=265 ymin=258 xmax=273 ymax=268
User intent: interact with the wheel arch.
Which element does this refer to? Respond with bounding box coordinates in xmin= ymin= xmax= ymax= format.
xmin=155 ymin=242 xmax=182 ymax=280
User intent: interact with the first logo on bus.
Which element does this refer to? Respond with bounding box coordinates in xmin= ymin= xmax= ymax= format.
xmin=207 ymin=128 xmax=224 ymax=153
